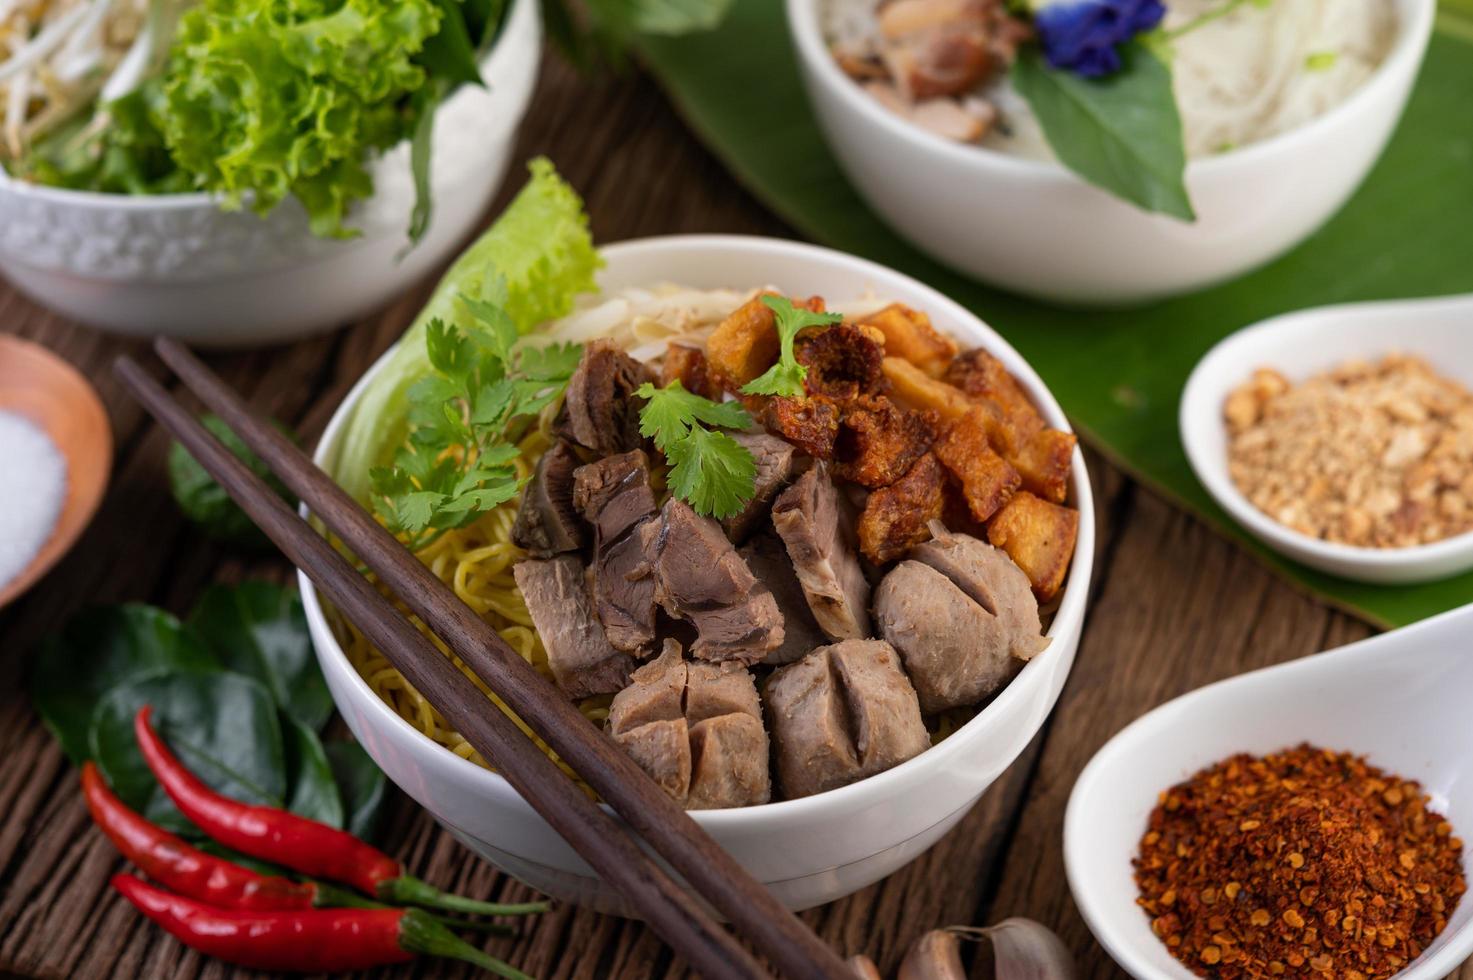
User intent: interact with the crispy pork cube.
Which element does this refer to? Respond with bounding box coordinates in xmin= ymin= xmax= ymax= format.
xmin=944 ymin=347 xmax=1046 ymax=442
xmin=660 ymin=342 xmax=712 ymax=398
xmin=512 ymin=555 xmax=634 ymax=699
xmin=986 ymin=491 xmax=1079 ymax=603
xmin=862 ymin=304 xmax=958 ymax=376
xmin=834 ymin=394 xmax=938 ymax=489
xmin=874 ymin=527 xmax=1047 ymax=712
xmin=608 ymin=641 xmax=770 ymax=809
xmin=765 ymin=393 xmax=841 ymax=459
xmin=1012 ymin=428 xmax=1077 ymax=505
xmin=934 ymin=408 xmax=1020 ymax=522
xmin=764 ymin=639 xmax=928 ymax=799
xmin=706 ymin=293 xmax=826 ymax=391
xmin=794 ymin=323 xmax=884 ymax=399
xmin=858 ymin=452 xmax=947 ymax=563
xmin=882 ymin=356 xmax=972 ymax=420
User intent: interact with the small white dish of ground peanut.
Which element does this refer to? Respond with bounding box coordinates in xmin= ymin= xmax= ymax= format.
xmin=1181 ymin=294 xmax=1473 ymax=584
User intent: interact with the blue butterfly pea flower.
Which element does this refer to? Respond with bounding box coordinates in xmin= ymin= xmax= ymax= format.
xmin=1034 ymin=0 xmax=1166 ymax=77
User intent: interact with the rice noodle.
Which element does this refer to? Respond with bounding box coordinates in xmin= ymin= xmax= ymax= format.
xmin=824 ymin=0 xmax=1400 ymax=161
xmin=982 ymin=0 xmax=1399 ymax=160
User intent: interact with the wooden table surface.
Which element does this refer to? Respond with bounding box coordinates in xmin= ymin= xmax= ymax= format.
xmin=0 ymin=52 xmax=1465 ymax=980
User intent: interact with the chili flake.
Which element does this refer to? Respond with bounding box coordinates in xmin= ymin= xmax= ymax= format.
xmin=1134 ymin=745 xmax=1465 ymax=979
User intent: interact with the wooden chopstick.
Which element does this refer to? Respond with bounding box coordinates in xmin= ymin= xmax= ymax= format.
xmin=113 ymin=356 xmax=774 ymax=980
xmin=148 ymin=338 xmax=855 ymax=980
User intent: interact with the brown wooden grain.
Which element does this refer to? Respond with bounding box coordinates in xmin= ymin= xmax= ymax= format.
xmin=0 ymin=50 xmax=1467 ymax=980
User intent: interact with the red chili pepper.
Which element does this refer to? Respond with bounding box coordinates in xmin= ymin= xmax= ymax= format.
xmin=111 ymin=874 xmax=532 ymax=977
xmin=81 ymin=761 xmax=319 ymax=911
xmin=133 ymin=706 xmax=547 ymax=917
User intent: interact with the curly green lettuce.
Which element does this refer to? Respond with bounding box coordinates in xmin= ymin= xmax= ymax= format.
xmin=333 ymin=158 xmax=602 ymax=502
xmin=160 ymin=0 xmax=444 ymax=237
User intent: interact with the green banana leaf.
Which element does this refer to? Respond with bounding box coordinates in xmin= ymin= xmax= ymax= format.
xmin=636 ymin=0 xmax=1473 ymax=629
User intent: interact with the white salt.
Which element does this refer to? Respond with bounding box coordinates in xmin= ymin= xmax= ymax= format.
xmin=0 ymin=409 xmax=68 ymax=592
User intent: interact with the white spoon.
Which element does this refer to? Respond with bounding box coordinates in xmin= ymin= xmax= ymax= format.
xmin=1180 ymin=293 xmax=1473 ymax=584
xmin=1064 ymin=603 xmax=1473 ymax=980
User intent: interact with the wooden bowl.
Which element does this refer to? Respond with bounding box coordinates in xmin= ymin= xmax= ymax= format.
xmin=0 ymin=337 xmax=112 ymax=608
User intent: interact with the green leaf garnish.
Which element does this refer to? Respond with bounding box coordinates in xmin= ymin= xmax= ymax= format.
xmin=739 ymin=296 xmax=841 ymax=399
xmin=370 ymin=296 xmax=583 ymax=549
xmin=665 ymin=427 xmax=758 ymax=520
xmin=636 ymin=380 xmax=756 ymax=519
xmin=1013 ymin=41 xmax=1195 ymax=221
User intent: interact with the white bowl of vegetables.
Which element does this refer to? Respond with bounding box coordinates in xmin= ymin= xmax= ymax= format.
xmin=0 ymin=0 xmax=539 ymax=347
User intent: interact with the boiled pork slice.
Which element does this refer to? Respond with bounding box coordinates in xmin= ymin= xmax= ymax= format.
xmin=572 ymin=450 xmax=660 ymax=654
xmin=738 ymin=531 xmax=826 ymax=666
xmin=641 ymin=498 xmax=784 ymax=665
xmin=607 ymin=641 xmax=770 ymax=809
xmin=513 ymin=555 xmax=635 ymax=699
xmin=720 ymin=432 xmax=802 ymax=544
xmin=874 ymin=526 xmax=1047 ymax=713
xmin=764 ymin=639 xmax=929 ymax=799
xmin=771 ymin=463 xmax=872 ymax=640
xmin=511 ymin=439 xmax=586 ymax=557
xmin=560 ymin=340 xmax=655 ymax=454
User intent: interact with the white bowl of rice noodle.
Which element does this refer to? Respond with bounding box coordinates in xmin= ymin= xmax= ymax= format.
xmin=790 ymin=0 xmax=1436 ymax=305
xmin=301 ymin=235 xmax=1095 ymax=913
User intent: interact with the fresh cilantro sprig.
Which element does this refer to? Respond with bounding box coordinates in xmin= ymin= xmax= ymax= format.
xmin=635 ymin=381 xmax=757 ymax=520
xmin=739 ymin=296 xmax=842 ymax=399
xmin=370 ymin=292 xmax=582 ymax=550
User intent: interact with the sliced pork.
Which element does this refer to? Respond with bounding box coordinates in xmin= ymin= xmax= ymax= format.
xmin=573 ymin=451 xmax=659 ymax=654
xmin=738 ymin=531 xmax=826 ymax=666
xmin=513 ymin=555 xmax=635 ymax=699
xmin=874 ymin=526 xmax=1047 ymax=712
xmin=641 ymin=498 xmax=784 ymax=665
xmin=771 ymin=464 xmax=872 ymax=640
xmin=608 ymin=641 xmax=770 ymax=809
xmin=721 ymin=432 xmax=802 ymax=544
xmin=764 ymin=639 xmax=928 ymax=799
xmin=561 ymin=340 xmax=655 ymax=455
xmin=511 ymin=440 xmax=586 ymax=558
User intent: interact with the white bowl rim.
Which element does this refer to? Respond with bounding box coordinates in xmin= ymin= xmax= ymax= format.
xmin=1179 ymin=292 xmax=1473 ymax=573
xmin=0 ymin=0 xmax=532 ymax=209
xmin=1062 ymin=602 xmax=1473 ymax=980
xmin=785 ymin=0 xmax=1436 ymax=186
xmin=301 ymin=232 xmax=1096 ymax=830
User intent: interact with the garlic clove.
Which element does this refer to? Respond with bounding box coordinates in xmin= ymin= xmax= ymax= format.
xmin=848 ymin=953 xmax=884 ymax=980
xmin=898 ymin=929 xmax=964 ymax=980
xmin=898 ymin=919 xmax=1077 ymax=980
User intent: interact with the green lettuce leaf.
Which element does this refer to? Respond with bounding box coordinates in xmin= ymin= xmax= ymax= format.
xmin=333 ymin=158 xmax=601 ymax=502
xmin=160 ymin=0 xmax=445 ymax=237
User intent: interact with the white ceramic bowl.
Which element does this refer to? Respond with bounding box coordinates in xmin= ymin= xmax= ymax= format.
xmin=785 ymin=0 xmax=1435 ymax=306
xmin=301 ymin=235 xmax=1096 ymax=913
xmin=0 ymin=0 xmax=539 ymax=348
xmin=1065 ymin=603 xmax=1473 ymax=980
xmin=1180 ymin=293 xmax=1473 ymax=584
